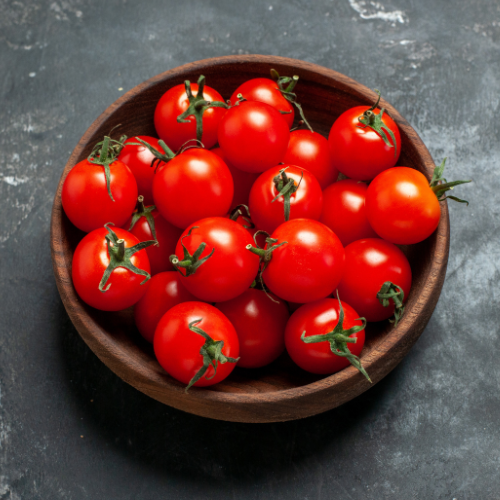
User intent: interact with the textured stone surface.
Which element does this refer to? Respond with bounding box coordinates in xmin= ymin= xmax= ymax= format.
xmin=0 ymin=0 xmax=498 ymax=498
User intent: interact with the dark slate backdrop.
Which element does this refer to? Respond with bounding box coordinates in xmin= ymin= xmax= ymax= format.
xmin=1 ymin=0 xmax=498 ymax=498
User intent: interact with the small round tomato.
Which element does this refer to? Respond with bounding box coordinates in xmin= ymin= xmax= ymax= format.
xmin=320 ymin=179 xmax=377 ymax=247
xmin=72 ymin=224 xmax=153 ymax=311
xmin=337 ymin=238 xmax=412 ymax=323
xmin=134 ymin=272 xmax=197 ymax=343
xmin=218 ymin=101 xmax=290 ymax=173
xmin=249 ymin=165 xmax=323 ymax=234
xmin=152 ymin=148 xmax=233 ymax=229
xmin=328 ymin=94 xmax=401 ymax=180
xmin=172 ymin=217 xmax=260 ymax=302
xmin=216 ymin=289 xmax=289 ymax=368
xmin=285 ymin=297 xmax=368 ymax=377
xmin=154 ymin=302 xmax=239 ymax=389
xmin=283 ymin=130 xmax=338 ymax=189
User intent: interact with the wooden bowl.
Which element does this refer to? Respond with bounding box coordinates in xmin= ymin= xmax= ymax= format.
xmin=50 ymin=55 xmax=449 ymax=423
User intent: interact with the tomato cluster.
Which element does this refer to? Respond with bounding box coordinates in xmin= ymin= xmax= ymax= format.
xmin=62 ymin=69 xmax=470 ymax=392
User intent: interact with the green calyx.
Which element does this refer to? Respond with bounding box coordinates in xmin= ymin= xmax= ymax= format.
xmin=270 ymin=68 xmax=313 ymax=132
xmin=272 ymin=168 xmax=303 ymax=222
xmin=430 ymin=157 xmax=471 ymax=205
xmin=99 ymin=223 xmax=157 ymax=293
xmin=229 ymin=204 xmax=255 ymax=230
xmin=87 ymin=133 xmax=128 ymax=202
xmin=246 ymin=234 xmax=287 ymax=267
xmin=377 ymin=281 xmax=405 ymax=326
xmin=169 ymin=226 xmax=214 ymax=277
xmin=130 ymin=137 xmax=176 ymax=172
xmin=300 ymin=292 xmax=371 ymax=382
xmin=128 ymin=195 xmax=158 ymax=244
xmin=185 ymin=319 xmax=240 ymax=392
xmin=176 ymin=75 xmax=229 ymax=143
xmin=357 ymin=89 xmax=398 ymax=157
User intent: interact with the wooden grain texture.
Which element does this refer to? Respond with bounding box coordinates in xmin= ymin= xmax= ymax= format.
xmin=50 ymin=55 xmax=450 ymax=423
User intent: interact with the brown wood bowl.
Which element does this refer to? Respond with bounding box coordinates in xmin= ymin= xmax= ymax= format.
xmin=50 ymin=55 xmax=449 ymax=423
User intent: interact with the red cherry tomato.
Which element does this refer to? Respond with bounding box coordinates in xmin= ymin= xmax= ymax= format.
xmin=328 ymin=100 xmax=401 ymax=180
xmin=285 ymin=298 xmax=366 ymax=375
xmin=366 ymin=167 xmax=441 ymax=245
xmin=154 ymin=302 xmax=239 ymax=388
xmin=152 ymin=148 xmax=233 ymax=229
xmin=249 ymin=165 xmax=323 ymax=234
xmin=320 ymin=179 xmax=377 ymax=247
xmin=62 ymin=158 xmax=138 ymax=233
xmin=254 ymin=219 xmax=344 ymax=303
xmin=172 ymin=217 xmax=260 ymax=302
xmin=72 ymin=225 xmax=152 ymax=311
xmin=229 ymin=78 xmax=294 ymax=128
xmin=154 ymin=80 xmax=226 ymax=151
xmin=218 ymin=101 xmax=290 ymax=173
xmin=216 ymin=289 xmax=289 ymax=368
xmin=134 ymin=271 xmax=197 ymax=343
xmin=337 ymin=238 xmax=412 ymax=323
xmin=283 ymin=130 xmax=338 ymax=189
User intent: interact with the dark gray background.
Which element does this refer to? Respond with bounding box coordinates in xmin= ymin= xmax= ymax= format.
xmin=1 ymin=0 xmax=498 ymax=498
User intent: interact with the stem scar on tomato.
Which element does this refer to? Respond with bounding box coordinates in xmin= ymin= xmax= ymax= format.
xmin=430 ymin=157 xmax=472 ymax=205
xmin=377 ymin=281 xmax=405 ymax=326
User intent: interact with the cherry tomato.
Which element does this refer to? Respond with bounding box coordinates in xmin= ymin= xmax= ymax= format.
xmin=152 ymin=148 xmax=233 ymax=229
xmin=72 ymin=224 xmax=152 ymax=311
xmin=249 ymin=165 xmax=323 ymax=234
xmin=216 ymin=289 xmax=289 ymax=368
xmin=218 ymin=101 xmax=290 ymax=173
xmin=154 ymin=302 xmax=239 ymax=389
xmin=283 ymin=130 xmax=338 ymax=188
xmin=366 ymin=167 xmax=441 ymax=245
xmin=229 ymin=78 xmax=294 ymax=128
xmin=134 ymin=272 xmax=197 ymax=343
xmin=337 ymin=238 xmax=412 ymax=323
xmin=172 ymin=217 xmax=260 ymax=302
xmin=320 ymin=179 xmax=377 ymax=247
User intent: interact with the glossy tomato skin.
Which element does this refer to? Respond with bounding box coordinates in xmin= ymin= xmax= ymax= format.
xmin=366 ymin=167 xmax=441 ymax=245
xmin=118 ymin=136 xmax=163 ymax=206
xmin=211 ymin=147 xmax=259 ymax=209
xmin=285 ymin=298 xmax=365 ymax=374
xmin=337 ymin=238 xmax=412 ymax=322
xmin=174 ymin=217 xmax=260 ymax=302
xmin=154 ymin=83 xmax=226 ymax=151
xmin=229 ymin=78 xmax=294 ymax=128
xmin=134 ymin=272 xmax=197 ymax=343
xmin=320 ymin=179 xmax=377 ymax=247
xmin=126 ymin=208 xmax=183 ymax=275
xmin=216 ymin=289 xmax=289 ymax=368
xmin=152 ymin=148 xmax=233 ymax=229
xmin=72 ymin=226 xmax=151 ymax=311
xmin=154 ymin=302 xmax=239 ymax=387
xmin=262 ymin=219 xmax=345 ymax=303
xmin=249 ymin=164 xmax=323 ymax=234
xmin=62 ymin=159 xmax=138 ymax=233
xmin=328 ymin=106 xmax=401 ymax=180
xmin=218 ymin=101 xmax=290 ymax=173
xmin=283 ymin=130 xmax=338 ymax=189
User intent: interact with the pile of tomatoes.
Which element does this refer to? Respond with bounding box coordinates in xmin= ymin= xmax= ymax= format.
xmin=61 ymin=69 xmax=469 ymax=391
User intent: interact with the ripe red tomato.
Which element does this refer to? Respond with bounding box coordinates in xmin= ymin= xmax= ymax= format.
xmin=229 ymin=78 xmax=294 ymax=128
xmin=328 ymin=95 xmax=401 ymax=180
xmin=172 ymin=217 xmax=260 ymax=302
xmin=283 ymin=130 xmax=338 ymax=189
xmin=154 ymin=301 xmax=239 ymax=390
xmin=285 ymin=297 xmax=368 ymax=378
xmin=72 ymin=224 xmax=153 ymax=311
xmin=152 ymin=148 xmax=233 ymax=229
xmin=154 ymin=77 xmax=226 ymax=151
xmin=249 ymin=165 xmax=323 ymax=234
xmin=216 ymin=289 xmax=289 ymax=368
xmin=250 ymin=219 xmax=344 ymax=303
xmin=320 ymin=179 xmax=377 ymax=247
xmin=218 ymin=101 xmax=290 ymax=173
xmin=134 ymin=271 xmax=197 ymax=343
xmin=337 ymin=238 xmax=412 ymax=323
